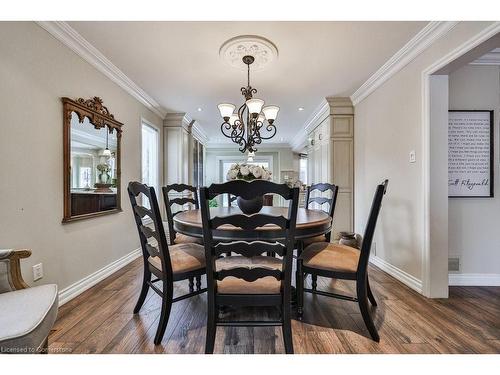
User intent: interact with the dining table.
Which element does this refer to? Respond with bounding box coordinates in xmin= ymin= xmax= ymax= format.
xmin=173 ymin=206 xmax=332 ymax=242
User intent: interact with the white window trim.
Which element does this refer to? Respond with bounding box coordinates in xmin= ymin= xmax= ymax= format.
xmin=141 ymin=117 xmax=160 ymax=224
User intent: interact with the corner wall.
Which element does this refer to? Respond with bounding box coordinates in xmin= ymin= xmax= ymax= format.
xmin=0 ymin=22 xmax=163 ymax=293
xmin=448 ymin=65 xmax=500 ymax=281
xmin=353 ymin=22 xmax=496 ymax=295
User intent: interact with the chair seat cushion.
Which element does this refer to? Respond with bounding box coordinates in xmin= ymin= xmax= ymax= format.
xmin=300 ymin=242 xmax=360 ymax=273
xmin=174 ymin=233 xmax=203 ymax=245
xmin=0 ymin=284 xmax=58 ymax=352
xmin=301 ymin=235 xmax=327 ymax=247
xmin=148 ymin=243 xmax=205 ymax=274
xmin=215 ymin=256 xmax=282 ymax=294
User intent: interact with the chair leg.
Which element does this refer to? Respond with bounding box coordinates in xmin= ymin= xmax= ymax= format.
xmin=356 ymin=278 xmax=380 ymax=342
xmin=189 ymin=277 xmax=194 ymax=293
xmin=296 ymin=260 xmax=304 ymax=319
xmin=311 ymin=274 xmax=318 ymax=290
xmin=196 ymin=275 xmax=202 ymax=291
xmin=281 ymin=296 xmax=293 ymax=354
xmin=205 ymin=292 xmax=217 ymax=354
xmin=367 ymin=277 xmax=377 ymax=306
xmin=133 ymin=265 xmax=151 ymax=314
xmin=154 ymin=280 xmax=173 ymax=345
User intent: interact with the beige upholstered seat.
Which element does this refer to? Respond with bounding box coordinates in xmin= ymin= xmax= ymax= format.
xmin=174 ymin=233 xmax=203 ymax=245
xmin=300 ymin=242 xmax=360 ymax=273
xmin=148 ymin=243 xmax=206 ymax=274
xmin=301 ymin=235 xmax=327 ymax=247
xmin=215 ymin=255 xmax=282 ymax=294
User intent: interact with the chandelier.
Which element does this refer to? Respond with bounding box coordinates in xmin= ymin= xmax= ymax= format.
xmin=218 ymin=55 xmax=279 ymax=154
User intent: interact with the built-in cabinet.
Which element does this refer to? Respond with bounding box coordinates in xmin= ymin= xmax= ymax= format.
xmin=306 ymin=97 xmax=354 ymax=239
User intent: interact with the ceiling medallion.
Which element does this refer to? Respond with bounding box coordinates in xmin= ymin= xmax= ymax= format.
xmin=219 ymin=35 xmax=279 ymax=71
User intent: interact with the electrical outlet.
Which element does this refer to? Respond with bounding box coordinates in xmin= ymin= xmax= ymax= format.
xmin=372 ymin=241 xmax=376 ymax=256
xmin=409 ymin=150 xmax=416 ymax=163
xmin=33 ymin=263 xmax=43 ymax=281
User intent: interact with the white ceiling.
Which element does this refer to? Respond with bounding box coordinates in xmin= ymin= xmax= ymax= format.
xmin=68 ymin=21 xmax=427 ymax=144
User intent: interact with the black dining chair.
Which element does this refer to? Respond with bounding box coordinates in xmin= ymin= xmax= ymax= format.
xmin=128 ymin=182 xmax=207 ymax=345
xmin=296 ymin=179 xmax=388 ymax=342
xmin=297 ymin=183 xmax=339 ymax=289
xmin=301 ymin=182 xmax=339 ymax=247
xmin=163 ymin=184 xmax=204 ymax=291
xmin=199 ymin=180 xmax=300 ymax=354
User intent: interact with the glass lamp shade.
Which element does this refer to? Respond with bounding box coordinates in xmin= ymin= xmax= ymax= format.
xmin=262 ymin=105 xmax=279 ymax=122
xmin=218 ymin=103 xmax=236 ymax=119
xmin=229 ymin=113 xmax=239 ymax=126
xmin=102 ymin=148 xmax=112 ymax=157
xmin=246 ymin=98 xmax=265 ymax=115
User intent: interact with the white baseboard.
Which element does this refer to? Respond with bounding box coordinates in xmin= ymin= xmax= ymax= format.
xmin=449 ymin=273 xmax=500 ymax=286
xmin=58 ymin=248 xmax=142 ymax=305
xmin=369 ymin=255 xmax=423 ymax=293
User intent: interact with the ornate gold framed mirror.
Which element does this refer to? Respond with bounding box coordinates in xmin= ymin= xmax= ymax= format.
xmin=62 ymin=97 xmax=123 ymax=223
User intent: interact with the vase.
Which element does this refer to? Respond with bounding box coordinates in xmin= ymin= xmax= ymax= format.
xmin=236 ymin=196 xmax=264 ymax=215
xmin=339 ymin=231 xmax=359 ymax=248
xmin=100 ymin=172 xmax=109 ymax=184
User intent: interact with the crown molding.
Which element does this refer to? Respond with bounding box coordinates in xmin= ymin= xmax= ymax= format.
xmin=350 ymin=21 xmax=459 ymax=106
xmin=36 ymin=21 xmax=167 ymax=119
xmin=191 ymin=122 xmax=209 ymax=145
xmin=290 ymin=99 xmax=329 ymax=152
xmin=470 ymin=48 xmax=500 ymax=65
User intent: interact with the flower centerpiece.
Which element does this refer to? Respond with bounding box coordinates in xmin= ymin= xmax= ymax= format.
xmin=226 ymin=163 xmax=272 ymax=182
xmin=226 ymin=163 xmax=272 ymax=214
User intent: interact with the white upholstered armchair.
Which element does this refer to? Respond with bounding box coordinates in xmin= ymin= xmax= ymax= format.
xmin=0 ymin=249 xmax=58 ymax=354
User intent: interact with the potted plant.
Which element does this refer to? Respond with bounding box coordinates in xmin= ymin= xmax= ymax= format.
xmin=226 ymin=163 xmax=272 ymax=214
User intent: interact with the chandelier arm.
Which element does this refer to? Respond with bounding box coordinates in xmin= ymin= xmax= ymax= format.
xmin=255 ymin=123 xmax=277 ymax=140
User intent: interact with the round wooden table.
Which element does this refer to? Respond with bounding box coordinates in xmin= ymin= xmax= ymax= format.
xmin=173 ymin=206 xmax=332 ymax=241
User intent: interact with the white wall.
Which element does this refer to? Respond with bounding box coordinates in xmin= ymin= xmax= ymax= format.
xmin=448 ymin=65 xmax=500 ymax=275
xmin=0 ymin=23 xmax=163 ymax=291
xmin=354 ymin=22 xmax=496 ymax=295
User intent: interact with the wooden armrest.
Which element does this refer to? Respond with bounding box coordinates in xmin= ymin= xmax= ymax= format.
xmin=0 ymin=249 xmax=32 ymax=290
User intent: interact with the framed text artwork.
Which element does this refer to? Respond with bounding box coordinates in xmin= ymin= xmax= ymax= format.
xmin=448 ymin=110 xmax=494 ymax=198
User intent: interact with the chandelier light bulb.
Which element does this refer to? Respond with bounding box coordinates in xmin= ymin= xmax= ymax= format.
xmin=218 ymin=103 xmax=235 ymax=120
xmin=102 ymin=148 xmax=111 ymax=157
xmin=246 ymin=98 xmax=265 ymax=116
xmin=262 ymin=105 xmax=279 ymax=123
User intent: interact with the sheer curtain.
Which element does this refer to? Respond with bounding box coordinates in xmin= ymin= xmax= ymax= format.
xmin=141 ymin=122 xmax=159 ymax=207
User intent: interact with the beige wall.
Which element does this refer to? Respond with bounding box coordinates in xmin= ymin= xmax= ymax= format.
xmin=448 ymin=65 xmax=500 ymax=274
xmin=0 ymin=22 xmax=163 ymax=291
xmin=354 ymin=22 xmax=496 ymax=288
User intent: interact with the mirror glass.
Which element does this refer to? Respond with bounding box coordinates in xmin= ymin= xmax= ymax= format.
xmin=70 ymin=111 xmax=118 ymax=216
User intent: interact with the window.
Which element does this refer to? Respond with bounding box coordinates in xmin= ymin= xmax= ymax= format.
xmin=299 ymin=154 xmax=308 ymax=185
xmin=141 ymin=121 xmax=159 ymax=207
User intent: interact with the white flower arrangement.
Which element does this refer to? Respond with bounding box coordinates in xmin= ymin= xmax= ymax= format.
xmin=226 ymin=163 xmax=272 ymax=181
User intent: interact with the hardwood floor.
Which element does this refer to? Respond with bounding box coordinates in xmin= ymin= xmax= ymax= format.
xmin=49 ymin=258 xmax=500 ymax=354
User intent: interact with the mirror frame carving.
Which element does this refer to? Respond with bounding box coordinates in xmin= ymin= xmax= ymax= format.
xmin=62 ymin=96 xmax=123 ymax=223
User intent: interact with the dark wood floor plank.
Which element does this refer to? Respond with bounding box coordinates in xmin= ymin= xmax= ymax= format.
xmin=49 ymin=258 xmax=500 ymax=354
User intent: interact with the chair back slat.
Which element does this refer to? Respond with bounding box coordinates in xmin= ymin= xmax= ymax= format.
xmin=128 ymin=181 xmax=173 ymax=276
xmin=211 ymin=214 xmax=288 ymax=231
xmin=163 ymin=184 xmax=199 ymax=245
xmin=208 ymin=180 xmax=294 ymax=200
xmin=216 ymin=267 xmax=282 ymax=282
xmin=305 ymin=182 xmax=339 ymax=241
xmin=357 ymin=179 xmax=389 ymax=276
xmin=199 ymin=180 xmax=299 ymax=297
xmin=214 ymin=241 xmax=285 ymax=257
